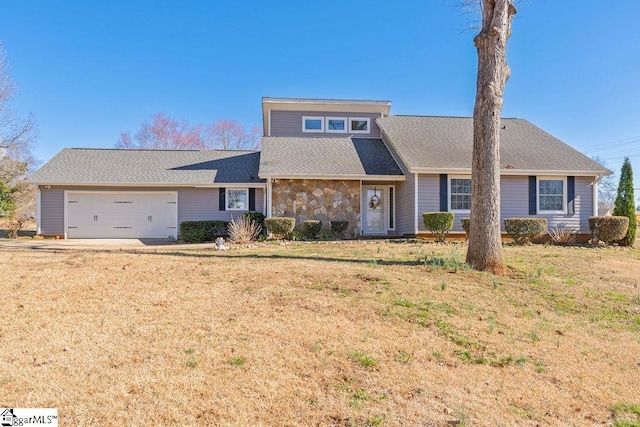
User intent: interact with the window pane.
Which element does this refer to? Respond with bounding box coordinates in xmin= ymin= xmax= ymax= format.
xmin=351 ymin=120 xmax=368 ymax=131
xmin=304 ymin=119 xmax=322 ymax=130
xmin=540 ymin=195 xmax=562 ymax=211
xmin=450 ymin=178 xmax=471 ymax=210
xmin=327 ymin=119 xmax=345 ymax=130
xmin=540 ymin=179 xmax=563 ymax=195
xmin=539 ymin=179 xmax=564 ymax=211
xmin=451 ymin=194 xmax=471 ymax=210
xmin=228 ymin=189 xmax=247 ymax=210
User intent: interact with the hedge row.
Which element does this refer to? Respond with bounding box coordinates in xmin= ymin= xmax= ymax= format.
xmin=180 ymin=220 xmax=229 ymax=243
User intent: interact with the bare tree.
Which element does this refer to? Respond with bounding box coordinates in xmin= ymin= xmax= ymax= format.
xmin=465 ymin=0 xmax=516 ymax=274
xmin=0 ymin=44 xmax=38 ymax=219
xmin=116 ymin=114 xmax=260 ymax=151
xmin=116 ymin=112 xmax=204 ymax=150
xmin=591 ymin=155 xmax=616 ymax=214
xmin=202 ymin=120 xmax=261 ymax=150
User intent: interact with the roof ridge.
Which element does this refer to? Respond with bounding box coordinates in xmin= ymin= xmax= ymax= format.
xmin=386 ymin=115 xmax=522 ymax=120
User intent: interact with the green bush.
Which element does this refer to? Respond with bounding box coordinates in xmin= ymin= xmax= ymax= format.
xmin=588 ymin=216 xmax=629 ymax=245
xmin=264 ymin=217 xmax=295 ymax=239
xmin=180 ymin=220 xmax=229 ymax=243
xmin=504 ymin=218 xmax=548 ymax=245
xmin=612 ymin=158 xmax=636 ymax=246
xmin=242 ymin=211 xmax=265 ymax=230
xmin=330 ymin=221 xmax=349 ymax=237
xmin=461 ymin=218 xmax=470 ymax=237
xmin=422 ymin=212 xmax=454 ymax=242
xmin=302 ymin=220 xmax=322 ymax=239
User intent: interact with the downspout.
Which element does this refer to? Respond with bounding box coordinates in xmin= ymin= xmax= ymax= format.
xmin=592 ymin=175 xmax=601 ymax=216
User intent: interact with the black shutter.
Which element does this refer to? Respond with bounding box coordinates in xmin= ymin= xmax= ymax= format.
xmin=219 ymin=188 xmax=226 ymax=211
xmin=439 ymin=174 xmax=448 ymax=211
xmin=248 ymin=188 xmax=256 ymax=211
xmin=528 ymin=176 xmax=537 ymax=215
xmin=567 ymin=176 xmax=575 ymax=215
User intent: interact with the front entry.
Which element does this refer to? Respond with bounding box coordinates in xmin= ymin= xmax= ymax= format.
xmin=362 ymin=186 xmax=386 ymax=235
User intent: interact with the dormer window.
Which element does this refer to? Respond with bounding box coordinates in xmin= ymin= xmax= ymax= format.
xmin=326 ymin=117 xmax=347 ymax=133
xmin=302 ymin=116 xmax=324 ymax=132
xmin=349 ymin=117 xmax=370 ymax=134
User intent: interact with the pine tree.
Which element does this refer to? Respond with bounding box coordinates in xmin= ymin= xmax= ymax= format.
xmin=612 ymin=157 xmax=636 ymax=246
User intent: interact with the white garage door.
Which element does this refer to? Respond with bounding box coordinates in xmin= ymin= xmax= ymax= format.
xmin=66 ymin=192 xmax=178 ymax=238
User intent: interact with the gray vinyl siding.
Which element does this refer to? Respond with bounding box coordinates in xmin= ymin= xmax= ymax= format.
xmin=415 ymin=175 xmax=594 ymax=234
xmin=270 ymin=110 xmax=382 ymax=138
xmin=178 ymin=188 xmax=265 ymax=222
xmin=40 ymin=187 xmax=65 ymax=236
xmin=417 ymin=174 xmax=441 ymax=232
xmin=394 ymin=172 xmax=416 ymax=235
xmin=38 ymin=185 xmax=265 ymax=237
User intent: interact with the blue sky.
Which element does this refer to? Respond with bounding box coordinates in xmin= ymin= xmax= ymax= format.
xmin=1 ymin=1 xmax=639 ymax=198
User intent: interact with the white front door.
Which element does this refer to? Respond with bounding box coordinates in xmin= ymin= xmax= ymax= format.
xmin=362 ymin=186 xmax=386 ymax=235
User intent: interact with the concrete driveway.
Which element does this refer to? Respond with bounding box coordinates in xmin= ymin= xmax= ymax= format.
xmin=0 ymin=238 xmax=217 ymax=251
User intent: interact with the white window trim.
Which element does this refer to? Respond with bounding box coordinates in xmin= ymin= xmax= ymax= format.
xmin=448 ymin=175 xmax=471 ymax=213
xmin=226 ymin=187 xmax=249 ymax=211
xmin=302 ymin=116 xmax=324 ymax=133
xmin=537 ymin=176 xmax=567 ymax=214
xmin=348 ymin=117 xmax=370 ymax=134
xmin=387 ymin=185 xmax=395 ymax=230
xmin=325 ymin=116 xmax=347 ymax=133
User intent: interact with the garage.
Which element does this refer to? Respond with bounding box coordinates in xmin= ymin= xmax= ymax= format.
xmin=66 ymin=191 xmax=178 ymax=239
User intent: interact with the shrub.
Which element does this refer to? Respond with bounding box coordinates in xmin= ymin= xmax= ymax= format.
xmin=5 ymin=218 xmax=24 ymax=239
xmin=242 ymin=211 xmax=265 ymax=232
xmin=264 ymin=217 xmax=295 ymax=240
xmin=422 ymin=212 xmax=454 ymax=243
xmin=330 ymin=220 xmax=349 ymax=237
xmin=504 ymin=218 xmax=548 ymax=245
xmin=228 ymin=216 xmax=262 ymax=244
xmin=179 ymin=220 xmax=229 ymax=243
xmin=302 ymin=220 xmax=322 ymax=239
xmin=612 ymin=158 xmax=636 ymax=246
xmin=461 ymin=218 xmax=470 ymax=238
xmin=548 ymin=227 xmax=577 ymax=246
xmin=588 ymin=216 xmax=629 ymax=245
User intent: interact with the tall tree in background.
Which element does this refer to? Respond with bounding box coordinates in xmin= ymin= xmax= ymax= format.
xmin=0 ymin=44 xmax=38 ymax=219
xmin=116 ymin=113 xmax=260 ymax=151
xmin=116 ymin=113 xmax=203 ymax=150
xmin=592 ymin=155 xmax=616 ymax=214
xmin=612 ymin=157 xmax=636 ymax=246
xmin=202 ymin=120 xmax=261 ymax=150
xmin=465 ymin=0 xmax=516 ymax=274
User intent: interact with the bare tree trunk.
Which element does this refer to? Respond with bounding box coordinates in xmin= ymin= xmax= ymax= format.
xmin=466 ymin=0 xmax=516 ymax=274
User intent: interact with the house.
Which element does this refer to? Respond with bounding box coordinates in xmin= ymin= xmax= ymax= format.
xmin=31 ymin=97 xmax=611 ymax=239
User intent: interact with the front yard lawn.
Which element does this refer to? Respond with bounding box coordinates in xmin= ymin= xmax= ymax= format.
xmin=1 ymin=241 xmax=639 ymax=425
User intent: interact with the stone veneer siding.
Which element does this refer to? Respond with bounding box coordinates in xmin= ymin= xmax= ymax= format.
xmin=272 ymin=179 xmax=361 ymax=237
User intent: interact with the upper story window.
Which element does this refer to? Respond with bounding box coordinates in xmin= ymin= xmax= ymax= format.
xmin=349 ymin=117 xmax=370 ymax=133
xmin=326 ymin=117 xmax=347 ymax=133
xmin=302 ymin=116 xmax=324 ymax=133
xmin=450 ymin=176 xmax=471 ymax=212
xmin=538 ymin=177 xmax=566 ymax=213
xmin=226 ymin=188 xmax=248 ymax=210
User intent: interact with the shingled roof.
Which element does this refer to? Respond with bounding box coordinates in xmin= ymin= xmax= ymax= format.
xmin=31 ymin=148 xmax=264 ymax=185
xmin=258 ymin=137 xmax=404 ymax=179
xmin=377 ymin=116 xmax=611 ymax=175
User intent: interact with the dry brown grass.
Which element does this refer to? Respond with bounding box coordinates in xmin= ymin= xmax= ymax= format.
xmin=1 ymin=241 xmax=639 ymax=426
